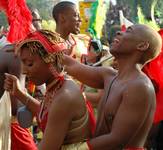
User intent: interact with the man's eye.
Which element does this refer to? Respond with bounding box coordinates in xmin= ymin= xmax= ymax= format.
xmin=74 ymin=14 xmax=78 ymax=18
xmin=28 ymin=63 xmax=33 ymax=67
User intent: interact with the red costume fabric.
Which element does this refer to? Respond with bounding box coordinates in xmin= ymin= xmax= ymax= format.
xmin=1 ymin=1 xmax=36 ymax=150
xmin=37 ymin=109 xmax=48 ymax=133
xmin=143 ymin=29 xmax=163 ymax=123
xmin=17 ymin=31 xmax=67 ymax=53
xmin=0 ymin=0 xmax=32 ymax=43
xmin=124 ymin=148 xmax=144 ymax=150
xmin=66 ymin=34 xmax=96 ymax=135
xmin=11 ymin=122 xmax=37 ymax=150
xmin=85 ymin=100 xmax=96 ymax=135
xmin=37 ymin=94 xmax=96 ymax=136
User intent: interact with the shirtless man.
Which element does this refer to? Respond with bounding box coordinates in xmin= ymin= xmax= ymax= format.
xmin=52 ymin=1 xmax=90 ymax=61
xmin=52 ymin=1 xmax=101 ymax=109
xmin=52 ymin=1 xmax=81 ymax=40
xmin=63 ymin=24 xmax=162 ymax=149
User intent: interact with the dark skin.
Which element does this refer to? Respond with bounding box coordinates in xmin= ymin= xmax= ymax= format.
xmin=0 ymin=10 xmax=42 ymax=150
xmin=54 ymin=4 xmax=103 ymax=107
xmin=32 ymin=10 xmax=42 ymax=30
xmin=4 ymin=47 xmax=91 ymax=150
xmin=0 ymin=9 xmax=42 ymax=114
xmin=63 ymin=24 xmax=162 ymax=149
xmin=0 ymin=45 xmax=24 ymax=115
xmin=83 ymin=46 xmax=104 ymax=107
xmin=55 ymin=5 xmax=81 ymax=40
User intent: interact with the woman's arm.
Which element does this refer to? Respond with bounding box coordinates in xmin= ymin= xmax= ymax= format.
xmin=4 ymin=73 xmax=40 ymax=115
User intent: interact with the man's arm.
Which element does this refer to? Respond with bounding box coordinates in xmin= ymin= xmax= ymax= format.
xmin=89 ymin=81 xmax=155 ymax=149
xmin=63 ymin=55 xmax=116 ymax=89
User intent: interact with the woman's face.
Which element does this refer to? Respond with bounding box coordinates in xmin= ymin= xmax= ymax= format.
xmin=20 ymin=47 xmax=53 ymax=85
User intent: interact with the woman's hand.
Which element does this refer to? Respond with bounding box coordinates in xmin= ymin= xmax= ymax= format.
xmin=4 ymin=73 xmax=22 ymax=96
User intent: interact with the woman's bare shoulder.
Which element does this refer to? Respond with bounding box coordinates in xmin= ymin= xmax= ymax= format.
xmin=55 ymin=80 xmax=84 ymax=104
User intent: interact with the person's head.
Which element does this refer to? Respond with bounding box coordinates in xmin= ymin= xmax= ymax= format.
xmin=85 ymin=47 xmax=102 ymax=65
xmin=31 ymin=8 xmax=42 ymax=30
xmin=52 ymin=1 xmax=81 ymax=38
xmin=16 ymin=30 xmax=67 ymax=86
xmin=110 ymin=24 xmax=162 ymax=65
xmin=27 ymin=5 xmax=42 ymax=30
xmin=85 ymin=42 xmax=103 ymax=65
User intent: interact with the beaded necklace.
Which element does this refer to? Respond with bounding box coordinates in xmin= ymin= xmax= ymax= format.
xmin=38 ymin=76 xmax=64 ymax=122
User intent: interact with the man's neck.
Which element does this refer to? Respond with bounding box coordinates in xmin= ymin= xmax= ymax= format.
xmin=56 ymin=26 xmax=69 ymax=40
xmin=117 ymin=57 xmax=142 ymax=79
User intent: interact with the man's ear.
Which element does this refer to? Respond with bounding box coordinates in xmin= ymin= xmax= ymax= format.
xmin=58 ymin=14 xmax=66 ymax=23
xmin=137 ymin=41 xmax=150 ymax=52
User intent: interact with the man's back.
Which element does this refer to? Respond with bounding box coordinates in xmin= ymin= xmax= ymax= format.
xmin=0 ymin=46 xmax=21 ymax=102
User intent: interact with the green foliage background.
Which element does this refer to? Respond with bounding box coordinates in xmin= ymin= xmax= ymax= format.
xmin=116 ymin=0 xmax=162 ymax=27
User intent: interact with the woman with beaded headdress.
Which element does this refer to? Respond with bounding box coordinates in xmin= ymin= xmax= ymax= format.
xmin=4 ymin=30 xmax=92 ymax=150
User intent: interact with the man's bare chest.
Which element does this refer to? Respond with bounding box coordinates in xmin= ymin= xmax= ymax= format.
xmin=99 ymin=80 xmax=126 ymax=127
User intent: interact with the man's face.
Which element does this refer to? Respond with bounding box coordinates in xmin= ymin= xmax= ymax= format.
xmin=32 ymin=11 xmax=42 ymax=30
xmin=63 ymin=6 xmax=81 ymax=35
xmin=20 ymin=47 xmax=52 ymax=86
xmin=110 ymin=25 xmax=142 ymax=56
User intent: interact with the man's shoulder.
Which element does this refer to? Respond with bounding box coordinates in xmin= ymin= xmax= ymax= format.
xmin=102 ymin=66 xmax=117 ymax=81
xmin=121 ymin=75 xmax=156 ymax=113
xmin=124 ymin=74 xmax=155 ymax=99
xmin=132 ymin=74 xmax=153 ymax=87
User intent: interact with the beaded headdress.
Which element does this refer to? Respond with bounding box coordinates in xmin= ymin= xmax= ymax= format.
xmin=16 ymin=30 xmax=67 ymax=79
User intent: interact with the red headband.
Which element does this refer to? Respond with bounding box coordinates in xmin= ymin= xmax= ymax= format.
xmin=17 ymin=31 xmax=67 ymax=53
